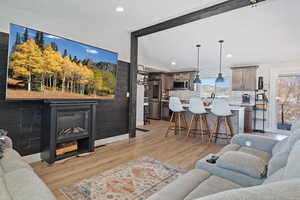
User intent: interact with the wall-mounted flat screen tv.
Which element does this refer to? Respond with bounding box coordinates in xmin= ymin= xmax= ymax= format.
xmin=7 ymin=23 xmax=118 ymax=99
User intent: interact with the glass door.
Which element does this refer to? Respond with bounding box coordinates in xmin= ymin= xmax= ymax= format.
xmin=276 ymin=74 xmax=300 ymax=131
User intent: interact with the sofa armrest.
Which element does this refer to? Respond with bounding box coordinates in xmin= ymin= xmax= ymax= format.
xmin=231 ymin=134 xmax=278 ymax=153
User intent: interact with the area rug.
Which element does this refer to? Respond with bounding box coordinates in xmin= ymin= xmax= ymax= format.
xmin=61 ymin=157 xmax=186 ymax=200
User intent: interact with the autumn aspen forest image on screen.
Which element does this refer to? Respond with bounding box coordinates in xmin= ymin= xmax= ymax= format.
xmin=7 ymin=24 xmax=118 ymax=99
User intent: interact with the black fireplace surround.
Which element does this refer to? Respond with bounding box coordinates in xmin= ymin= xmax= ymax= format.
xmin=41 ymin=100 xmax=97 ymax=164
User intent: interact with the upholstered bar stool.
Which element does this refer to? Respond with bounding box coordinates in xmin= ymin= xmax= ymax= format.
xmin=209 ymin=98 xmax=234 ymax=143
xmin=187 ymin=97 xmax=210 ymax=143
xmin=165 ymin=97 xmax=188 ymax=137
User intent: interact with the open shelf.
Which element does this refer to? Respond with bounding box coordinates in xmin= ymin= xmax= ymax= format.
xmin=55 ymin=138 xmax=91 ymax=161
xmin=56 ymin=134 xmax=89 ymax=144
xmin=55 ymin=149 xmax=89 ymax=161
xmin=253 ymin=107 xmax=267 ymax=111
xmin=253 ymin=89 xmax=268 ymax=133
xmin=253 ymin=118 xmax=267 ymax=121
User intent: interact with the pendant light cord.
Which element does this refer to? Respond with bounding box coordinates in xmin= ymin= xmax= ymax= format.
xmin=219 ymin=40 xmax=223 ymax=73
xmin=196 ymin=44 xmax=200 ymax=75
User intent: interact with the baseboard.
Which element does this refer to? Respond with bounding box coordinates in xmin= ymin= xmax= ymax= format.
xmin=22 ymin=133 xmax=129 ymax=164
xmin=136 ymin=120 xmax=144 ymax=127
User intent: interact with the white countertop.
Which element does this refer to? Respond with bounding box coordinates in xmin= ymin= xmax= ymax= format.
xmin=182 ymin=104 xmax=245 ymax=111
xmin=229 ymin=102 xmax=255 ymax=107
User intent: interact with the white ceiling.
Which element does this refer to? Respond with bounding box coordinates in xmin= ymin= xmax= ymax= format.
xmin=0 ymin=0 xmax=224 ymax=62
xmin=139 ymin=0 xmax=300 ymax=73
xmin=0 ymin=0 xmax=299 ymax=74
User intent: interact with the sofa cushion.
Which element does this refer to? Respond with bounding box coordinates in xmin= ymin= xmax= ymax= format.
xmin=196 ymin=154 xmax=264 ymax=187
xmin=216 ymin=144 xmax=241 ymax=156
xmin=184 ymin=175 xmax=241 ymax=200
xmin=263 ymin=167 xmax=285 ymax=185
xmin=267 ymin=152 xmax=289 ymax=176
xmin=147 ymin=169 xmax=210 ymax=200
xmin=0 ymin=177 xmax=12 ymax=200
xmin=0 ymin=149 xmax=32 ymax=173
xmin=272 ymin=138 xmax=289 ymax=155
xmin=283 ymin=140 xmax=300 ymax=180
xmin=216 ymin=151 xmax=267 ymax=179
xmin=4 ymin=168 xmax=56 ymax=200
xmin=239 ymin=147 xmax=271 ymax=162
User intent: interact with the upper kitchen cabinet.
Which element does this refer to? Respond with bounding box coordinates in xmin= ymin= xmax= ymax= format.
xmin=161 ymin=74 xmax=173 ymax=90
xmin=231 ymin=66 xmax=258 ymax=91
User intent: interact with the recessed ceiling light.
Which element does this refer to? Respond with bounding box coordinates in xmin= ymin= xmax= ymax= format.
xmin=171 ymin=62 xmax=176 ymax=66
xmin=115 ymin=6 xmax=124 ymax=12
xmin=226 ymin=54 xmax=233 ymax=58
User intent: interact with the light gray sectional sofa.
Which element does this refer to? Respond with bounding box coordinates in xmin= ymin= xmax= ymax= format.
xmin=149 ymin=127 xmax=300 ymax=200
xmin=0 ymin=137 xmax=56 ymax=200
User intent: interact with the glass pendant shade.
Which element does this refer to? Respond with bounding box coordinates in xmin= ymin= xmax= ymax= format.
xmin=194 ymin=74 xmax=201 ymax=84
xmin=216 ymin=73 xmax=224 ymax=83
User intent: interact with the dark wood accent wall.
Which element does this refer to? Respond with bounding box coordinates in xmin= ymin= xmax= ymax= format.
xmin=0 ymin=32 xmax=129 ymax=156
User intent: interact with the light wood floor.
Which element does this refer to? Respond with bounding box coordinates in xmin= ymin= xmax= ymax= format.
xmin=31 ymin=120 xmax=225 ymax=200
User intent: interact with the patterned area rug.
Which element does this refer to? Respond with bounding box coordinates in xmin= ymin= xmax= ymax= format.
xmin=61 ymin=157 xmax=186 ymax=200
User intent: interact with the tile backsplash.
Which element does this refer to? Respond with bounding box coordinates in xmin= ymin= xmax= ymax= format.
xmin=169 ymin=90 xmax=200 ymax=101
xmin=169 ymin=89 xmax=256 ymax=105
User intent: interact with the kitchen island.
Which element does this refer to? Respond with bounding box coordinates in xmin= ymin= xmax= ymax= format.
xmin=177 ymin=104 xmax=245 ymax=144
xmin=182 ymin=104 xmax=245 ymax=137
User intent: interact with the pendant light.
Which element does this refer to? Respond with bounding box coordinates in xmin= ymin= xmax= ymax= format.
xmin=216 ymin=40 xmax=225 ymax=83
xmin=193 ymin=44 xmax=201 ymax=84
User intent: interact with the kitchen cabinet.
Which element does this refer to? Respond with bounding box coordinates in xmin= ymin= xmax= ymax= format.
xmin=162 ymin=74 xmax=173 ymax=90
xmin=232 ymin=66 xmax=258 ymax=91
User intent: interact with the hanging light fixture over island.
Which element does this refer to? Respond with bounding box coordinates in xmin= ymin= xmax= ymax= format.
xmin=194 ymin=44 xmax=202 ymax=84
xmin=216 ymin=40 xmax=225 ymax=83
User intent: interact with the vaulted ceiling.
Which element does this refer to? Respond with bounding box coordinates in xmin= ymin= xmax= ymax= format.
xmin=139 ymin=0 xmax=300 ymax=73
xmin=1 ymin=0 xmax=299 ymax=74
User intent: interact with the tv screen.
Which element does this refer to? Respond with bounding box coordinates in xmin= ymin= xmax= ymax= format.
xmin=7 ymin=23 xmax=118 ymax=99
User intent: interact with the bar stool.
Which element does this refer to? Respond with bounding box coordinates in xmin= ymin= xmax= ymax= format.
xmin=187 ymin=97 xmax=210 ymax=143
xmin=165 ymin=97 xmax=187 ymax=137
xmin=209 ymin=98 xmax=234 ymax=143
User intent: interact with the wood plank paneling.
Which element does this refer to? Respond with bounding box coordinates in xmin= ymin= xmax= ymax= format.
xmin=0 ymin=32 xmax=129 ymax=155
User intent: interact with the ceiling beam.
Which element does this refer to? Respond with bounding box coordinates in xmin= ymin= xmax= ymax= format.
xmin=128 ymin=0 xmax=266 ymax=137
xmin=132 ymin=0 xmax=266 ymax=37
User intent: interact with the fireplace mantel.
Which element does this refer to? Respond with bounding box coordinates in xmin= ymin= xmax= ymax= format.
xmin=41 ymin=100 xmax=97 ymax=164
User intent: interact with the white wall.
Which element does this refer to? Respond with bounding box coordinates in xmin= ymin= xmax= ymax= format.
xmin=136 ymin=76 xmax=145 ymax=126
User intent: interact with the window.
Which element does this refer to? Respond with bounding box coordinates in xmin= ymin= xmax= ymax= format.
xmin=215 ymin=79 xmax=231 ymax=97
xmin=276 ymin=74 xmax=300 ymax=130
xmin=197 ymin=78 xmax=230 ymax=97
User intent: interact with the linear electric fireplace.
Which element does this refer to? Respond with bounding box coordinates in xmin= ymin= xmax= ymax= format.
xmin=57 ymin=111 xmax=89 ymax=141
xmin=41 ymin=100 xmax=97 ymax=164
